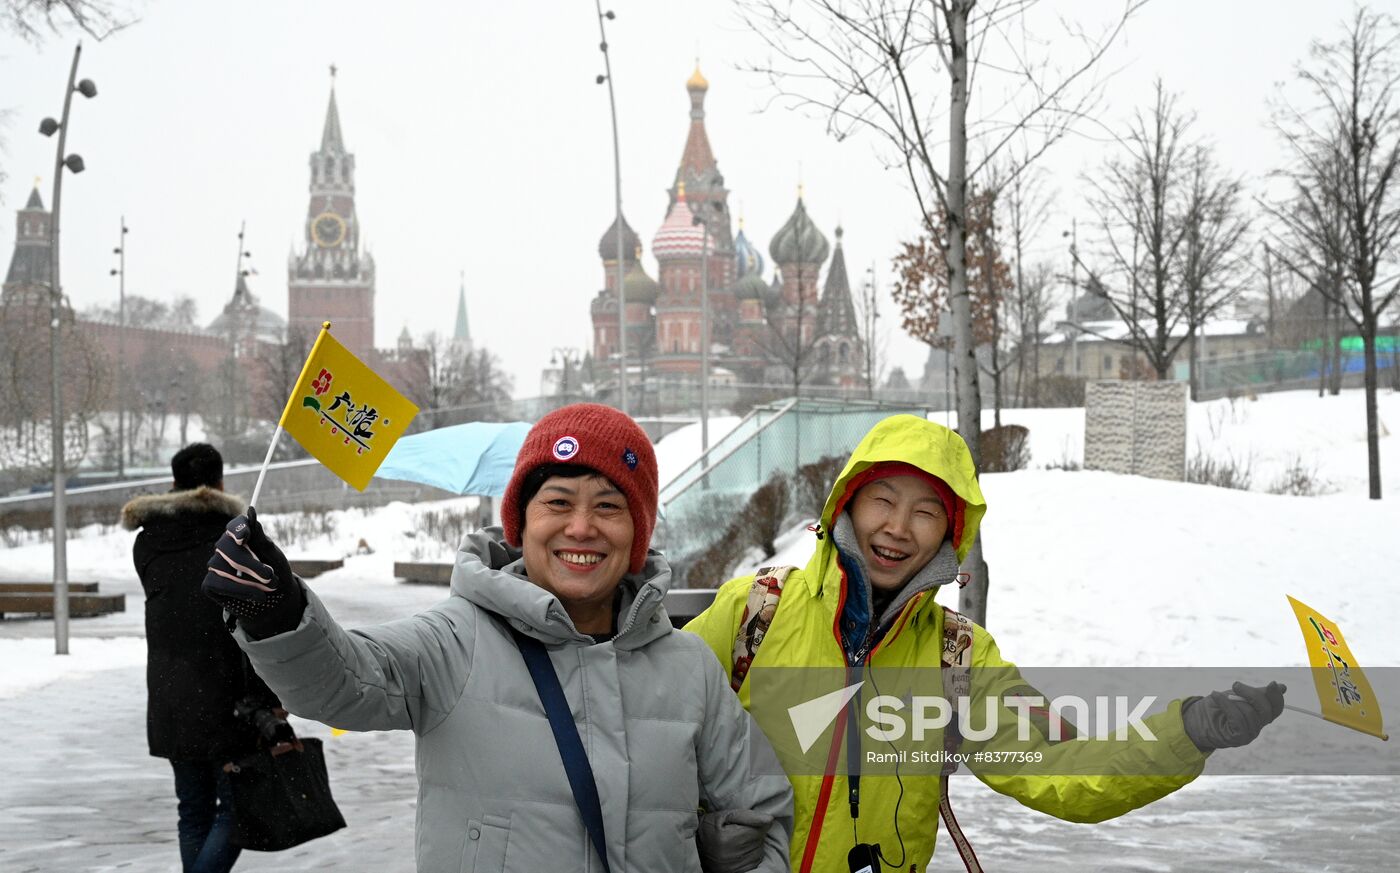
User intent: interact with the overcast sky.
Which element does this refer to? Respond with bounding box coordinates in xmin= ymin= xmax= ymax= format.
xmin=0 ymin=0 xmax=1342 ymax=399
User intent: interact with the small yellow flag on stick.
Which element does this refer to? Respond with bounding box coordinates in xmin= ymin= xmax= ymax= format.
xmin=249 ymin=322 xmax=419 ymax=504
xmin=1287 ymin=595 xmax=1388 ymax=741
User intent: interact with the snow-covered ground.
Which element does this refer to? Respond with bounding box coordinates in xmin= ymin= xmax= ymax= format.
xmin=2 ymin=387 xmax=1397 ymax=870
xmin=994 ymin=388 xmax=1400 ymax=498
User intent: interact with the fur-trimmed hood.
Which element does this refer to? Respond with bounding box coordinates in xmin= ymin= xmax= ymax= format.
xmin=121 ymin=486 xmax=246 ymax=531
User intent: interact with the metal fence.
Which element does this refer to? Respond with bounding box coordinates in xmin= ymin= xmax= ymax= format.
xmin=1196 ymin=347 xmax=1400 ymax=400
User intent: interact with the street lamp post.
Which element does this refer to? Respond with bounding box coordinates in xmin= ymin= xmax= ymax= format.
xmin=594 ymin=2 xmax=627 ymax=415
xmin=109 ymin=217 xmax=128 ymax=478
xmin=38 ymin=42 xmax=98 ymax=656
xmin=551 ymin=347 xmax=581 ymax=399
xmin=864 ymin=262 xmax=879 ymax=399
xmin=689 ymin=202 xmax=718 ymax=455
xmin=1062 ymin=218 xmax=1079 ymax=378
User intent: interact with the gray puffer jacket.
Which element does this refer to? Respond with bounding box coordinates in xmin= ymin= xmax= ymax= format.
xmin=237 ymin=528 xmax=793 ymax=873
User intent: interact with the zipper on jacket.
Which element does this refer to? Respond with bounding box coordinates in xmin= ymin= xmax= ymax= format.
xmin=799 ymin=578 xmax=925 ymax=873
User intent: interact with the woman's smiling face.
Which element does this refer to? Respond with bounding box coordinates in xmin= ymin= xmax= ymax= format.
xmin=848 ymin=475 xmax=949 ymax=592
xmin=521 ymin=473 xmax=634 ymax=627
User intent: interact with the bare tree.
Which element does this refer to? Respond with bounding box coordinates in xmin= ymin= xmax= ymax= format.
xmin=256 ymin=328 xmax=312 ymax=424
xmin=738 ymin=0 xmax=1142 ymax=624
xmin=1265 ymin=6 xmax=1400 ymax=499
xmin=459 ymin=348 xmax=514 ymax=420
xmin=0 ymin=295 xmax=105 ymax=484
xmin=1178 ymin=146 xmax=1252 ymax=399
xmin=1 ymin=0 xmax=129 ymax=40
xmin=1080 ymin=81 xmax=1249 ymax=391
xmin=83 ymin=293 xmax=199 ymax=330
xmin=764 ymin=280 xmax=824 ymax=396
xmin=405 ymin=334 xmax=515 ymax=429
xmin=1002 ymin=161 xmax=1053 ymax=406
xmin=1005 ymin=260 xmax=1054 ymax=404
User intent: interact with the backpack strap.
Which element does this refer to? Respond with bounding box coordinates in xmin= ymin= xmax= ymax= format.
xmin=938 ymin=606 xmax=983 ymax=873
xmin=729 ymin=565 xmax=795 ymax=692
xmin=510 ymin=628 xmax=612 ymax=873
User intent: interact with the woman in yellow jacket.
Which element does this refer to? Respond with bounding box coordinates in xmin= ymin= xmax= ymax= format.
xmin=685 ymin=415 xmax=1285 ymax=873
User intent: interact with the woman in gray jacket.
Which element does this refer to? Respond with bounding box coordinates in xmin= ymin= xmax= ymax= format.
xmin=203 ymin=403 xmax=792 ymax=872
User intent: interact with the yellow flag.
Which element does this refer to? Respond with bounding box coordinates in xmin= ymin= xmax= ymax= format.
xmin=1287 ymin=595 xmax=1388 ymax=740
xmin=279 ymin=322 xmax=419 ymax=491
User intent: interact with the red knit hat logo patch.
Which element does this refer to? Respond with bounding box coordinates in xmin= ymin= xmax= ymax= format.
xmin=552 ymin=435 xmax=580 ymax=461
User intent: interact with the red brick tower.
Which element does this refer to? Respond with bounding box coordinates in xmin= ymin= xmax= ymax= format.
xmin=288 ymin=74 xmax=376 ymax=359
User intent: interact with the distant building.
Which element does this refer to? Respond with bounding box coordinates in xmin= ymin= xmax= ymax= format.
xmin=287 ymin=81 xmax=376 ymax=360
xmin=1 ymin=73 xmax=426 ymax=426
xmin=588 ymin=65 xmax=863 ymax=400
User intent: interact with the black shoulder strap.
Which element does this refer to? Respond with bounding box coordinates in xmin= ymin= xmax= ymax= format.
xmin=509 ymin=627 xmax=612 ymax=873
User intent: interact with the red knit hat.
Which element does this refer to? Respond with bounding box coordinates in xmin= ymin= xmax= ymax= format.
xmin=502 ymin=403 xmax=659 ymax=573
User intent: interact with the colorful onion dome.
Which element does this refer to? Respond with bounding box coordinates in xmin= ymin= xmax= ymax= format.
xmin=622 ymin=259 xmax=662 ymax=304
xmin=597 ymin=214 xmax=641 ymax=262
xmin=731 ymin=273 xmax=771 ymax=302
xmin=734 ymin=224 xmax=765 ymax=280
xmin=651 ymin=182 xmax=715 ymax=260
xmin=769 ymin=194 xmax=830 ymax=266
xmin=687 ymin=62 xmax=709 ymax=92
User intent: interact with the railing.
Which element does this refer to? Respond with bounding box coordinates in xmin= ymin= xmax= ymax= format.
xmin=656 ymin=396 xmax=930 ymax=579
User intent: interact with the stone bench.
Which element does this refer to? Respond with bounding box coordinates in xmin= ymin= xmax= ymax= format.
xmin=0 ymin=591 xmax=125 ymax=619
xmin=289 ymin=559 xmax=344 ymax=579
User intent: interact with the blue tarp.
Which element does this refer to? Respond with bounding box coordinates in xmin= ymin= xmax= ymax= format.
xmin=375 ymin=421 xmax=530 ymax=497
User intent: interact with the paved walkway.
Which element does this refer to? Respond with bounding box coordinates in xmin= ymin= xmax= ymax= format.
xmin=3 ymin=658 xmax=1395 ymax=872
xmin=2 ymin=570 xmax=1396 ymax=871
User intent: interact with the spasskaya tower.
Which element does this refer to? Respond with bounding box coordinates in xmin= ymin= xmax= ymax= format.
xmin=288 ymin=70 xmax=376 ymax=359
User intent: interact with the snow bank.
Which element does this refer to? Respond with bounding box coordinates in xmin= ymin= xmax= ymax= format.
xmin=757 ymin=468 xmax=1400 ymax=669
xmin=0 ymin=637 xmax=147 ymax=698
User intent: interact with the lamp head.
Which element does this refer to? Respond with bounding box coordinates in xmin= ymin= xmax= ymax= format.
xmin=63 ymin=154 xmax=85 ymax=174
xmin=76 ymin=79 xmax=98 ymax=99
xmin=39 ymin=117 xmax=59 ymax=137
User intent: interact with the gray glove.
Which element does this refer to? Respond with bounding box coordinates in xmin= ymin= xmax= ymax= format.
xmin=697 ymin=809 xmax=774 ymax=873
xmin=1181 ymin=681 xmax=1287 ymax=752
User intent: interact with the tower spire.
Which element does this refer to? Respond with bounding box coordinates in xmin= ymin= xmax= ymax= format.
xmin=453 ymin=271 xmax=472 ymax=352
xmin=321 ymin=67 xmax=345 ymax=153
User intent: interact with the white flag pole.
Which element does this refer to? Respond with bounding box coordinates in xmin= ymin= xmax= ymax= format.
xmin=1228 ymin=693 xmax=1388 ymax=740
xmin=248 ymin=425 xmax=284 ymax=510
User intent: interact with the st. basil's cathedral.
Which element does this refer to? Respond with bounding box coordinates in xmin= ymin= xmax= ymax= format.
xmin=590 ymin=65 xmax=864 ymax=399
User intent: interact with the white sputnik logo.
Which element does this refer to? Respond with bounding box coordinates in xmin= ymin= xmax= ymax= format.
xmin=787 ymin=681 xmax=864 ymax=754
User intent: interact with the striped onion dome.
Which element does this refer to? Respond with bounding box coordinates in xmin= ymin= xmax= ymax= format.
xmin=651 ymin=182 xmax=714 ymax=260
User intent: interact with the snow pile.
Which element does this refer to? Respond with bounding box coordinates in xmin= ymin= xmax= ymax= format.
xmin=764 ymin=468 xmax=1400 ymax=668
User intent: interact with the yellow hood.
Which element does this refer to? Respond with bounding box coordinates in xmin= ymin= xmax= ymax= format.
xmin=820 ymin=414 xmax=987 ymax=563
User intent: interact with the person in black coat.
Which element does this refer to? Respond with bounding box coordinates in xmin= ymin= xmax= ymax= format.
xmin=121 ymin=443 xmax=285 ymax=873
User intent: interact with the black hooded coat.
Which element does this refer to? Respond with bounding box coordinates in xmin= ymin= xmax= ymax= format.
xmin=121 ymin=486 xmax=278 ymax=761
